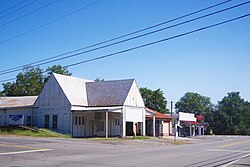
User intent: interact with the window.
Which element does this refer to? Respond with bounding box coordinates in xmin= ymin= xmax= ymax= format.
xmin=44 ymin=115 xmax=49 ymax=129
xmin=115 ymin=118 xmax=120 ymax=126
xmin=95 ymin=112 xmax=102 ymax=120
xmin=96 ymin=121 xmax=104 ymax=132
xmin=75 ymin=116 xmax=78 ymax=125
xmin=26 ymin=116 xmax=31 ymax=126
xmin=78 ymin=116 xmax=81 ymax=125
xmin=81 ymin=117 xmax=85 ymax=125
xmin=52 ymin=115 xmax=58 ymax=129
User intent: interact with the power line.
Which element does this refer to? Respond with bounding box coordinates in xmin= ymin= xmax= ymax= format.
xmin=63 ymin=14 xmax=250 ymax=68
xmin=0 ymin=0 xmax=39 ymax=19
xmin=0 ymin=0 xmax=102 ymax=45
xmin=0 ymin=0 xmax=249 ymax=76
xmin=0 ymin=0 xmax=28 ymax=16
xmin=0 ymin=0 xmax=233 ymax=73
xmin=0 ymin=0 xmax=59 ymax=28
xmin=0 ymin=13 xmax=249 ymax=83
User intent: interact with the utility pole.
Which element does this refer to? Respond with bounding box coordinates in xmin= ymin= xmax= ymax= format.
xmin=170 ymin=101 xmax=176 ymax=143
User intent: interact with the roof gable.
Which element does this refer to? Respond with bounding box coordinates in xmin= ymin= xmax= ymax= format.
xmin=86 ymin=79 xmax=134 ymax=107
xmin=53 ymin=73 xmax=92 ymax=106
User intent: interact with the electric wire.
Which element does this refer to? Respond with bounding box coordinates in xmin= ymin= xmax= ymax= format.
xmin=0 ymin=0 xmax=249 ymax=76
xmin=0 ymin=0 xmax=234 ymax=73
xmin=0 ymin=13 xmax=249 ymax=83
xmin=0 ymin=0 xmax=28 ymax=16
xmin=0 ymin=0 xmax=102 ymax=45
xmin=0 ymin=0 xmax=59 ymax=28
xmin=0 ymin=0 xmax=39 ymax=19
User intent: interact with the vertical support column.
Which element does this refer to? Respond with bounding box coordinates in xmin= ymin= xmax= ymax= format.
xmin=153 ymin=116 xmax=156 ymax=137
xmin=198 ymin=126 xmax=201 ymax=136
xmin=142 ymin=108 xmax=146 ymax=136
xmin=193 ymin=125 xmax=196 ymax=136
xmin=202 ymin=126 xmax=205 ymax=136
xmin=189 ymin=125 xmax=192 ymax=137
xmin=105 ymin=111 xmax=108 ymax=138
xmin=122 ymin=107 xmax=126 ymax=138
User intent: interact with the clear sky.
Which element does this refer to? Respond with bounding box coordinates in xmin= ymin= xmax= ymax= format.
xmin=0 ymin=0 xmax=249 ymax=108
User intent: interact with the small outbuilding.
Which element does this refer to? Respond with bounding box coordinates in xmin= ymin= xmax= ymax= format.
xmin=0 ymin=96 xmax=37 ymax=126
xmin=146 ymin=108 xmax=172 ymax=137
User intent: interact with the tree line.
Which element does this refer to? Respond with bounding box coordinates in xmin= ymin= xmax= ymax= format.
xmin=1 ymin=66 xmax=249 ymax=135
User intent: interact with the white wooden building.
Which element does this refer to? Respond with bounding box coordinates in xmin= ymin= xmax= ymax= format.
xmin=33 ymin=73 xmax=146 ymax=137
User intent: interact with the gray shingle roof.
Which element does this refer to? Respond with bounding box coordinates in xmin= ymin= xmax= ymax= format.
xmin=86 ymin=79 xmax=134 ymax=107
xmin=0 ymin=96 xmax=37 ymax=109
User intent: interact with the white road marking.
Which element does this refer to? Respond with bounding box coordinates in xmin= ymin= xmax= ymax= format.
xmin=206 ymin=149 xmax=250 ymax=153
xmin=0 ymin=149 xmax=52 ymax=156
xmin=221 ymin=153 xmax=250 ymax=167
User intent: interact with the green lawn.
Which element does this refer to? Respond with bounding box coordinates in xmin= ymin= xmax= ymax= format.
xmin=0 ymin=129 xmax=71 ymax=138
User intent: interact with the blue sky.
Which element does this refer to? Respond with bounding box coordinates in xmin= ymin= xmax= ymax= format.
xmin=0 ymin=0 xmax=249 ymax=108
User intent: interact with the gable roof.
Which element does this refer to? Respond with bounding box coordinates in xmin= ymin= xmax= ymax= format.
xmin=0 ymin=96 xmax=37 ymax=109
xmin=86 ymin=79 xmax=134 ymax=106
xmin=53 ymin=73 xmax=93 ymax=106
xmin=51 ymin=73 xmax=136 ymax=107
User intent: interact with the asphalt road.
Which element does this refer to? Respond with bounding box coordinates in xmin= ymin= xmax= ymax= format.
xmin=0 ymin=135 xmax=249 ymax=167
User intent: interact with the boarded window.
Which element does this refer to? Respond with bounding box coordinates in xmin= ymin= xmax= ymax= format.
xmin=96 ymin=121 xmax=104 ymax=132
xmin=44 ymin=115 xmax=49 ymax=129
xmin=26 ymin=116 xmax=31 ymax=126
xmin=52 ymin=115 xmax=58 ymax=129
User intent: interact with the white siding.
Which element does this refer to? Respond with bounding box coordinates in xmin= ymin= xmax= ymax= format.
xmin=34 ymin=75 xmax=70 ymax=107
xmin=0 ymin=108 xmax=33 ymax=126
xmin=179 ymin=112 xmax=196 ymax=122
xmin=125 ymin=106 xmax=144 ymax=122
xmin=124 ymin=81 xmax=145 ymax=107
xmin=37 ymin=106 xmax=71 ymax=134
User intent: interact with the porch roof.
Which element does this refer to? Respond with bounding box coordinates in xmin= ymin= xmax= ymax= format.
xmin=146 ymin=108 xmax=172 ymax=120
xmin=71 ymin=106 xmax=123 ymax=112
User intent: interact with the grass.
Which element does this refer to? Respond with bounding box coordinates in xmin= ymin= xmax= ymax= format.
xmin=131 ymin=136 xmax=151 ymax=140
xmin=0 ymin=129 xmax=71 ymax=138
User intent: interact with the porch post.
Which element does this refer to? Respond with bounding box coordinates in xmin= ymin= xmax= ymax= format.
xmin=105 ymin=111 xmax=108 ymax=138
xmin=189 ymin=125 xmax=192 ymax=137
xmin=198 ymin=126 xmax=201 ymax=136
xmin=142 ymin=108 xmax=146 ymax=136
xmin=153 ymin=116 xmax=156 ymax=137
xmin=193 ymin=126 xmax=196 ymax=136
xmin=122 ymin=107 xmax=126 ymax=137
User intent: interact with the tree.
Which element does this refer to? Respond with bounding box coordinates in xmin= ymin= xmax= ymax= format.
xmin=2 ymin=67 xmax=44 ymax=96
xmin=95 ymin=77 xmax=104 ymax=82
xmin=2 ymin=65 xmax=72 ymax=96
xmin=175 ymin=92 xmax=213 ymax=115
xmin=139 ymin=87 xmax=168 ymax=114
xmin=44 ymin=65 xmax=72 ymax=82
xmin=214 ymin=92 xmax=246 ymax=135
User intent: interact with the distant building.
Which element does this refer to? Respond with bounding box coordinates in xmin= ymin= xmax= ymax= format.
xmin=173 ymin=112 xmax=205 ymax=137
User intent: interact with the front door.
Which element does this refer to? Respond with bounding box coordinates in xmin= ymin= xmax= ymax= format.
xmin=73 ymin=114 xmax=85 ymax=137
xmin=112 ymin=118 xmax=120 ymax=136
xmin=163 ymin=122 xmax=169 ymax=136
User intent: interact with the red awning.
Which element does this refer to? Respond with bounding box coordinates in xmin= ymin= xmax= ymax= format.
xmin=181 ymin=120 xmax=201 ymax=125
